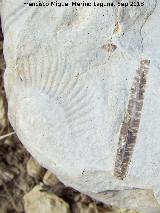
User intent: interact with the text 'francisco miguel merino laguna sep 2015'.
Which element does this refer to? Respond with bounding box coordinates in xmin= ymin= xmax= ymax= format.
xmin=24 ymin=1 xmax=145 ymax=7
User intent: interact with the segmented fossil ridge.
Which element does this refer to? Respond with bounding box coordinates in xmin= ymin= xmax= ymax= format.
xmin=114 ymin=59 xmax=150 ymax=180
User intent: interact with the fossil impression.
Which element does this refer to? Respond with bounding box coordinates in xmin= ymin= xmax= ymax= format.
xmin=2 ymin=0 xmax=160 ymax=212
xmin=114 ymin=59 xmax=150 ymax=180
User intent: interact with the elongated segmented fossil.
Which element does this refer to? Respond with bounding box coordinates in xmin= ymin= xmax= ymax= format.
xmin=114 ymin=59 xmax=150 ymax=180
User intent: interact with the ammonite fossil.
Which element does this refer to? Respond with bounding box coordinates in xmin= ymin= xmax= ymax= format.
xmin=1 ymin=0 xmax=160 ymax=212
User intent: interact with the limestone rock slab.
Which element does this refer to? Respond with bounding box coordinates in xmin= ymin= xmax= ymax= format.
xmin=1 ymin=0 xmax=160 ymax=212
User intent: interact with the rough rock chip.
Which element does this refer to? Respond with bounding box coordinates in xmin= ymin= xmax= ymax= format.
xmin=27 ymin=157 xmax=45 ymax=179
xmin=43 ymin=171 xmax=60 ymax=187
xmin=24 ymin=185 xmax=71 ymax=213
xmin=72 ymin=202 xmax=98 ymax=213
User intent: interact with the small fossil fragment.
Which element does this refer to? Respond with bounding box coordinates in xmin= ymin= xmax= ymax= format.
xmin=113 ymin=22 xmax=122 ymax=35
xmin=102 ymin=42 xmax=117 ymax=53
xmin=114 ymin=59 xmax=150 ymax=180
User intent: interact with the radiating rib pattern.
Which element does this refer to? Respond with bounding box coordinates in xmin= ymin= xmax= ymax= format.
xmin=15 ymin=46 xmax=102 ymax=138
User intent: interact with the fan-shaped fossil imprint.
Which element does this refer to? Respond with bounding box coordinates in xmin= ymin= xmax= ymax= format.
xmin=15 ymin=45 xmax=103 ymax=139
xmin=114 ymin=59 xmax=150 ymax=180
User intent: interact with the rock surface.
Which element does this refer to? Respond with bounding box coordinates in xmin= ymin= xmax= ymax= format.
xmin=0 ymin=37 xmax=137 ymax=213
xmin=72 ymin=202 xmax=98 ymax=213
xmin=1 ymin=0 xmax=160 ymax=212
xmin=27 ymin=157 xmax=45 ymax=179
xmin=90 ymin=189 xmax=160 ymax=213
xmin=43 ymin=170 xmax=60 ymax=186
xmin=24 ymin=185 xmax=71 ymax=213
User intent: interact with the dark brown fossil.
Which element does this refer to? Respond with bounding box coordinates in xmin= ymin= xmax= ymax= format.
xmin=114 ymin=59 xmax=150 ymax=180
